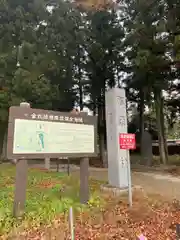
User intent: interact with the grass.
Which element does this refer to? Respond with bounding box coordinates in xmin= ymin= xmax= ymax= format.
xmin=21 ymin=190 xmax=179 ymax=239
xmin=0 ymin=164 xmax=179 ymax=239
xmin=0 ymin=164 xmax=105 ymax=237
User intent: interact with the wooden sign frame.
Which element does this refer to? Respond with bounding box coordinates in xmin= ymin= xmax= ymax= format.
xmin=7 ymin=106 xmax=97 ymax=160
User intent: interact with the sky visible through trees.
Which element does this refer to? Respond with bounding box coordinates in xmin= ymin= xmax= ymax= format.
xmin=1 ymin=0 xmax=180 ymax=164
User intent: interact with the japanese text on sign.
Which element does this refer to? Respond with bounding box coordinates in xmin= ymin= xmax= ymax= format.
xmin=119 ymin=133 xmax=136 ymax=150
xmin=7 ymin=106 xmax=98 ymax=159
xmin=118 ymin=116 xmax=126 ymax=126
xmin=31 ymin=113 xmax=83 ymax=123
xmin=120 ymin=157 xmax=127 ymax=166
xmin=116 ymin=96 xmax=126 ymax=106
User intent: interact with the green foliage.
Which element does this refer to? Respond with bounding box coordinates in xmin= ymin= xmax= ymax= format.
xmin=0 ymin=0 xmax=81 ymax=120
xmin=85 ymin=9 xmax=125 ymax=110
xmin=123 ymin=0 xmax=172 ymax=91
xmin=1 ymin=0 xmax=180 ymax=162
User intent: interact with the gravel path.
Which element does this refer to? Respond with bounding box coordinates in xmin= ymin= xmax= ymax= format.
xmin=86 ymin=168 xmax=180 ymax=200
xmin=31 ymin=163 xmax=180 ymax=200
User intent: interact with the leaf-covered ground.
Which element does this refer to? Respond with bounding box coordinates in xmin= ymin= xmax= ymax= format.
xmin=0 ymin=164 xmax=103 ymax=239
xmin=1 ymin=164 xmax=180 ymax=239
xmin=15 ymin=191 xmax=180 ymax=240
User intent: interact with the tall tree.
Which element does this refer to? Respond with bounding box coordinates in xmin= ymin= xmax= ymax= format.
xmin=0 ymin=0 xmax=49 ymax=156
xmin=44 ymin=1 xmax=85 ymax=111
xmin=123 ymin=0 xmax=173 ymax=164
xmin=84 ymin=8 xmax=124 ymax=165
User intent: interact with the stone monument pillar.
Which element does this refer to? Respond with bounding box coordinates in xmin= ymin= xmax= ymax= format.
xmin=105 ymin=88 xmax=130 ymax=188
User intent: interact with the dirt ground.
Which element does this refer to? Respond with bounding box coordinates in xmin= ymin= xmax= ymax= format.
xmin=6 ymin=164 xmax=180 ymax=240
xmin=14 ymin=167 xmax=180 ymax=240
xmin=83 ymin=168 xmax=180 ymax=201
xmin=30 ymin=162 xmax=180 ymax=201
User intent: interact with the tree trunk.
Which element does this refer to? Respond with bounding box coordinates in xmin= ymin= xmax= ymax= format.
xmin=154 ymin=89 xmax=168 ymax=164
xmin=99 ymin=132 xmax=107 ymax=167
xmin=97 ymin=103 xmax=107 ymax=167
xmin=139 ymin=89 xmax=149 ymax=165
xmin=2 ymin=128 xmax=7 ymax=160
xmin=0 ymin=122 xmax=7 ymax=160
xmin=139 ymin=89 xmax=145 ymax=155
xmin=77 ymin=47 xmax=83 ymax=111
xmin=93 ymin=107 xmax=96 ymax=116
xmin=79 ymin=83 xmax=83 ymax=111
xmin=160 ymin=100 xmax=168 ymax=159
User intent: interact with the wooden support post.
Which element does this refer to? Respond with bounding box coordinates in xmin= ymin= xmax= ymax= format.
xmin=80 ymin=157 xmax=89 ymax=204
xmin=13 ymin=159 xmax=28 ymax=217
xmin=67 ymin=158 xmax=70 ymax=176
xmin=13 ymin=102 xmax=30 ymax=217
xmin=70 ymin=110 xmax=90 ymax=204
xmin=45 ymin=157 xmax=50 ymax=170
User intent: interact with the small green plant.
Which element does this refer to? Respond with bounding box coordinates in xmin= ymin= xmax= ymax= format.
xmin=0 ymin=165 xmax=104 ymax=237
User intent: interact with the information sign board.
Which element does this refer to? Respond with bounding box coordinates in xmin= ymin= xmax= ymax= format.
xmin=7 ymin=106 xmax=97 ymax=159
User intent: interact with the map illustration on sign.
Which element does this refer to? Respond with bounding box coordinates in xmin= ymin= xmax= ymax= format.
xmin=13 ymin=119 xmax=95 ymax=154
xmin=37 ymin=124 xmax=45 ymax=149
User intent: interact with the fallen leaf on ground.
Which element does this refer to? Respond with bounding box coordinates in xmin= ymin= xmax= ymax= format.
xmin=12 ymin=190 xmax=180 ymax=240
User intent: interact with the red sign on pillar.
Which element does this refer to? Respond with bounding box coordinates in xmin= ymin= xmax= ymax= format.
xmin=119 ymin=133 xmax=136 ymax=150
